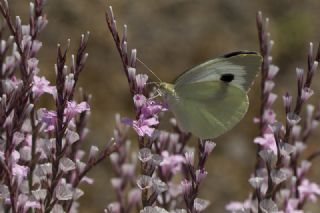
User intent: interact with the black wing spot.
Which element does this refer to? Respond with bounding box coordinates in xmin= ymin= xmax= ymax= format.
xmin=220 ymin=73 xmax=234 ymax=82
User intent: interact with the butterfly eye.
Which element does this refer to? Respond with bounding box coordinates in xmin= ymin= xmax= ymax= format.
xmin=220 ymin=73 xmax=234 ymax=83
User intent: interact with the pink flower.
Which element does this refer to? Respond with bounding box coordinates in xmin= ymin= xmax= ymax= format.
xmin=3 ymin=77 xmax=22 ymax=93
xmin=135 ymin=74 xmax=148 ymax=91
xmin=13 ymin=132 xmax=25 ymax=145
xmin=123 ymin=95 xmax=165 ymax=137
xmin=141 ymin=100 xmax=166 ymax=117
xmin=12 ymin=164 xmax=29 ymax=178
xmin=204 ymin=141 xmax=216 ymax=155
xmin=128 ymin=188 xmax=141 ymax=206
xmin=31 ymin=40 xmax=42 ymax=53
xmin=297 ymin=161 xmax=311 ymax=178
xmin=264 ymin=80 xmax=275 ymax=93
xmin=283 ymin=93 xmax=293 ymax=109
xmin=298 ymin=179 xmax=320 ymax=202
xmin=181 ymin=179 xmax=192 ymax=196
xmin=27 ymin=58 xmax=39 ymax=73
xmin=168 ymin=183 xmax=182 ymax=197
xmin=225 ymin=200 xmax=251 ymax=212
xmin=160 ymin=151 xmax=185 ymax=174
xmin=253 ymin=117 xmax=260 ymax=124
xmin=32 ymin=76 xmax=56 ymax=97
xmin=254 ymin=134 xmax=277 ymax=154
xmin=132 ymin=117 xmax=159 ymax=137
xmin=285 ymin=199 xmax=303 ymax=213
xmin=133 ymin=94 xmax=147 ymax=108
xmin=38 ymin=108 xmax=57 ymax=132
xmin=24 ymin=201 xmax=41 ymax=212
xmin=267 ymin=65 xmax=279 ymax=79
xmin=65 ymin=101 xmax=90 ymax=118
xmin=25 ymin=134 xmax=32 ymax=146
xmin=196 ymin=169 xmax=208 ymax=183
xmin=301 ymin=87 xmax=314 ymax=101
xmin=185 ymin=151 xmax=195 ymax=166
xmin=105 ymin=202 xmax=120 ymax=213
xmin=10 ymin=150 xmax=20 ymax=164
xmin=0 ymin=151 xmax=4 ymax=160
xmin=266 ymin=93 xmax=278 ymax=107
xmin=80 ymin=176 xmax=94 ymax=184
xmin=226 ymin=202 xmax=244 ymax=212
xmin=262 ymin=109 xmax=276 ymax=124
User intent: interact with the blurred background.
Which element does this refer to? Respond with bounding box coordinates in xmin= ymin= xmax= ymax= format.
xmin=10 ymin=0 xmax=320 ymax=212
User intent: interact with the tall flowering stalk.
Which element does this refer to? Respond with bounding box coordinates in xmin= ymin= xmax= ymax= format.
xmin=105 ymin=6 xmax=213 ymax=213
xmin=106 ymin=5 xmax=164 ymax=209
xmin=181 ymin=140 xmax=215 ymax=213
xmin=226 ymin=12 xmax=320 ymax=213
xmin=0 ymin=1 xmax=117 ymax=212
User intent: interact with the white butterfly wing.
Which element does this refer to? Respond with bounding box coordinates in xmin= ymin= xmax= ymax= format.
xmin=167 ymin=81 xmax=249 ymax=139
xmin=174 ymin=51 xmax=261 ymax=92
xmin=161 ymin=51 xmax=261 ymax=139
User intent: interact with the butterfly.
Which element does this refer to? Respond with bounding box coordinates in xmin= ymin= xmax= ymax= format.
xmin=157 ymin=51 xmax=262 ymax=139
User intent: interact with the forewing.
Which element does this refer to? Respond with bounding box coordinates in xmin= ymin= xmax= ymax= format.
xmin=174 ymin=51 xmax=262 ymax=92
xmin=168 ymin=81 xmax=249 ymax=139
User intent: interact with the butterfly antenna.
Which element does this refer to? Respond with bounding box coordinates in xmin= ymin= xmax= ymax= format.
xmin=137 ymin=57 xmax=162 ymax=83
xmin=149 ymin=89 xmax=162 ymax=100
xmin=146 ymin=81 xmax=159 ymax=86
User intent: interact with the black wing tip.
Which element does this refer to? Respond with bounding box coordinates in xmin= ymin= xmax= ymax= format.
xmin=222 ymin=51 xmax=259 ymax=58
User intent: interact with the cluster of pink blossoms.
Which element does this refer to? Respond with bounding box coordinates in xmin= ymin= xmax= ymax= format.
xmin=123 ymin=73 xmax=167 ymax=137
xmin=38 ymin=101 xmax=90 ymax=132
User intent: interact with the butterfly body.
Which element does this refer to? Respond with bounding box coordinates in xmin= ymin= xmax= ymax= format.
xmin=159 ymin=82 xmax=175 ymax=97
xmin=159 ymin=51 xmax=262 ymax=139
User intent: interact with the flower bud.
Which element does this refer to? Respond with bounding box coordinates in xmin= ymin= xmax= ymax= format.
xmin=181 ymin=179 xmax=192 ymax=196
xmin=204 ymin=141 xmax=216 ymax=155
xmin=264 ymin=80 xmax=275 ymax=94
xmin=301 ymin=87 xmax=314 ymax=102
xmin=89 ymin=146 xmax=99 ymax=161
xmin=267 ymin=65 xmax=279 ymax=79
xmin=130 ymin=49 xmax=137 ymax=66
xmin=184 ymin=151 xmax=194 ymax=166
xmin=135 ymin=74 xmax=148 ymax=92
